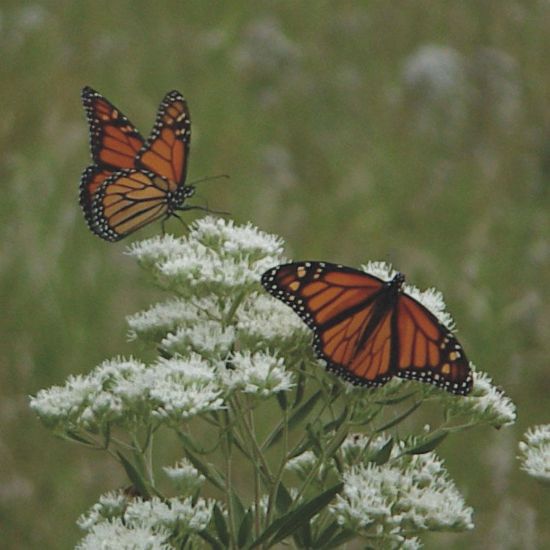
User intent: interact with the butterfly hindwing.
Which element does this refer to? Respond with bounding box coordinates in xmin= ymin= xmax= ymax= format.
xmin=261 ymin=262 xmax=473 ymax=395
xmin=90 ymin=169 xmax=173 ymax=242
xmin=137 ymin=91 xmax=191 ymax=185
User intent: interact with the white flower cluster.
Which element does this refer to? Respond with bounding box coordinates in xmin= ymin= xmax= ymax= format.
xmin=127 ymin=216 xmax=285 ymax=298
xmin=444 ymin=370 xmax=516 ymax=427
xmin=76 ymin=519 xmax=172 ymax=550
xmin=30 ymin=355 xmax=224 ymax=431
xmin=331 ymin=438 xmax=474 ymax=545
xmin=77 ymin=493 xmax=214 ymax=549
xmin=518 ymin=424 xmax=550 ymax=484
xmin=222 ymin=351 xmax=294 ymax=397
xmin=163 ymin=458 xmax=205 ymax=493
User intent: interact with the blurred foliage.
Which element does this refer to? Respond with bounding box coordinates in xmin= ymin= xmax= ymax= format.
xmin=1 ymin=1 xmax=549 ymax=548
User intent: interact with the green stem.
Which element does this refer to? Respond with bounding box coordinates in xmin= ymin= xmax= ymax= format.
xmin=232 ymin=395 xmax=273 ymax=483
xmin=265 ymin=404 xmax=289 ymax=527
xmin=247 ymin=405 xmax=261 ymax=538
xmin=222 ymin=410 xmax=237 ymax=548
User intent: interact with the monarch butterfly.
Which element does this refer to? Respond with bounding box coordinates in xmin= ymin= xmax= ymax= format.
xmin=261 ymin=262 xmax=473 ymax=395
xmin=80 ymin=87 xmax=195 ymax=241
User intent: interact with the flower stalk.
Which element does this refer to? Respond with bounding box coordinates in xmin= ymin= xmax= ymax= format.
xmin=30 ymin=217 xmax=517 ymax=549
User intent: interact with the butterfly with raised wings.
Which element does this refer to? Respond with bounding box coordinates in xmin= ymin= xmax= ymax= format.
xmin=80 ymin=87 xmax=196 ymax=241
xmin=261 ymin=262 xmax=473 ymax=395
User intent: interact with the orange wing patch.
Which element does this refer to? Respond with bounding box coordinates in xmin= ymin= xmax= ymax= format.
xmin=397 ymin=295 xmax=473 ymax=392
xmin=90 ymin=170 xmax=171 ymax=242
xmin=81 ymin=87 xmax=144 ymax=170
xmin=137 ymin=91 xmax=191 ymax=184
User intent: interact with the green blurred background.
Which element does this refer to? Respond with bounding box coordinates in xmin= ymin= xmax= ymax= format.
xmin=1 ymin=1 xmax=549 ymax=548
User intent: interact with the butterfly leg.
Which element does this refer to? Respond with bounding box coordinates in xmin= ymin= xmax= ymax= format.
xmin=177 ymin=204 xmax=231 ymax=217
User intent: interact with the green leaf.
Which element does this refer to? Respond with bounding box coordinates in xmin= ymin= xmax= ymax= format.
xmin=322 ymin=406 xmax=349 ymax=434
xmin=64 ymin=430 xmax=95 ymax=446
xmin=313 ymin=520 xmax=339 ymax=546
xmin=374 ymin=390 xmax=417 ymax=405
xmin=116 ymin=452 xmax=149 ymax=498
xmin=375 ymin=401 xmax=422 ymax=432
xmin=275 ymin=482 xmax=292 ymax=514
xmin=369 ymin=437 xmax=394 ymax=465
xmin=212 ymin=504 xmax=229 ymax=546
xmin=292 ymin=364 xmax=306 ymax=408
xmin=263 ymin=390 xmax=322 ymax=450
xmin=237 ymin=509 xmax=253 ymax=547
xmin=276 ymin=391 xmax=288 ymax=411
xmin=230 ymin=489 xmax=245 ymax=532
xmin=184 ymin=449 xmax=225 ymax=491
xmin=319 ymin=528 xmax=357 ymax=549
xmin=250 ymin=483 xmax=343 ymax=548
xmin=198 ymin=529 xmax=224 ymax=550
xmin=405 ymin=430 xmax=449 ymax=455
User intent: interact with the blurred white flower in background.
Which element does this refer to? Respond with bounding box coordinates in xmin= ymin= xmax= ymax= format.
xmin=519 ymin=424 xmax=550 ymax=484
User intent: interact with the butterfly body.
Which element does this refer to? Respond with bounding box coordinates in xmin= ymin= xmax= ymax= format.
xmin=261 ymin=262 xmax=473 ymax=395
xmin=80 ymin=87 xmax=193 ymax=241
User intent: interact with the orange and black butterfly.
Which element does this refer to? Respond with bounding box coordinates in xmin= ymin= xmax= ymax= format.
xmin=261 ymin=262 xmax=473 ymax=395
xmin=80 ymin=87 xmax=195 ymax=241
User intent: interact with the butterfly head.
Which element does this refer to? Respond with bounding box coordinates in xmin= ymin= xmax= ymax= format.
xmin=183 ymin=185 xmax=195 ymax=199
xmin=390 ymin=272 xmax=406 ymax=291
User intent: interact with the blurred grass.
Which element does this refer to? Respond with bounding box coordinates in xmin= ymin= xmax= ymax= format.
xmin=1 ymin=1 xmax=549 ymax=548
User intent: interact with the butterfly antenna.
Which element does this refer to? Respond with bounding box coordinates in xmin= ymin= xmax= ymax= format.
xmin=189 ymin=174 xmax=230 ymax=186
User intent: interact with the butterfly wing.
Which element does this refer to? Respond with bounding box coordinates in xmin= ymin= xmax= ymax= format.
xmin=394 ymin=294 xmax=473 ymax=394
xmin=80 ymin=87 xmax=145 ymax=228
xmin=261 ymin=262 xmax=395 ymax=387
xmin=262 ymin=262 xmax=474 ymax=395
xmin=136 ymin=90 xmax=191 ymax=187
xmin=90 ymin=169 xmax=174 ymax=242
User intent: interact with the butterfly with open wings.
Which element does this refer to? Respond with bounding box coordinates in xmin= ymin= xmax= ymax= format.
xmin=80 ymin=87 xmax=197 ymax=241
xmin=261 ymin=261 xmax=473 ymax=395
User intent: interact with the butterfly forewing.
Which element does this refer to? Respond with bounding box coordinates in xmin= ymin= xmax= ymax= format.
xmin=261 ymin=262 xmax=473 ymax=395
xmin=137 ymin=91 xmax=191 ymax=185
xmin=80 ymin=87 xmax=145 ymax=229
xmin=81 ymin=86 xmax=144 ymax=170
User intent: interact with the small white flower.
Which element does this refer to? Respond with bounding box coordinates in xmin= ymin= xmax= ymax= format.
xmin=222 ymin=351 xmax=294 ymax=397
xmin=331 ymin=446 xmax=473 ymax=538
xmin=127 ymin=234 xmax=187 ymax=265
xmin=518 ymin=424 xmax=550 ymax=484
xmin=124 ymin=496 xmax=214 ymax=533
xmin=236 ymin=292 xmax=310 ymax=350
xmin=191 ymin=216 xmax=284 ymax=259
xmin=285 ymin=451 xmax=318 ymax=477
xmin=445 ymin=370 xmax=516 ymax=427
xmin=143 ymin=356 xmax=224 ymax=422
xmin=77 ymin=491 xmax=129 ymax=530
xmin=127 ymin=297 xmax=222 ymax=342
xmin=76 ymin=518 xmax=173 ymax=550
xmin=163 ymin=459 xmax=205 ymax=493
xmin=127 ymin=217 xmax=285 ymax=298
xmin=160 ymin=321 xmax=235 ymax=359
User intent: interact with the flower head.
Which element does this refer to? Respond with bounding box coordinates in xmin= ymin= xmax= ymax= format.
xmin=222 ymin=351 xmax=294 ymax=398
xmin=444 ymin=370 xmax=516 ymax=427
xmin=518 ymin=424 xmax=550 ymax=484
